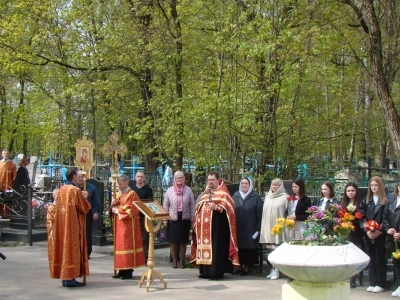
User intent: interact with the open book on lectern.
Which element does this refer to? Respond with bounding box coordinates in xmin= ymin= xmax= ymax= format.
xmin=134 ymin=199 xmax=170 ymax=220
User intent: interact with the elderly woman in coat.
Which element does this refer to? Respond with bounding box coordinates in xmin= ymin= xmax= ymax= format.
xmin=232 ymin=177 xmax=263 ymax=276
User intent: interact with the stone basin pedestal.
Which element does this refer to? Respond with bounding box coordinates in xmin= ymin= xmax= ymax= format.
xmin=268 ymin=242 xmax=370 ymax=300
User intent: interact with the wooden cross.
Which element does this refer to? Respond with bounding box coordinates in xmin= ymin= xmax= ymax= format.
xmin=101 ymin=132 xmax=127 ymax=196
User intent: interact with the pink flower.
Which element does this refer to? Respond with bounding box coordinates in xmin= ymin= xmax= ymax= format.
xmin=334 ymin=217 xmax=341 ymax=225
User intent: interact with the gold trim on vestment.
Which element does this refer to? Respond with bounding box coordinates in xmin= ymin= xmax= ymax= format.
xmin=115 ymin=248 xmax=144 ymax=255
xmin=190 ymin=180 xmax=240 ymax=266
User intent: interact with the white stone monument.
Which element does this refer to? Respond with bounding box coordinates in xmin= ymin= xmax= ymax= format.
xmin=268 ymin=242 xmax=370 ymax=300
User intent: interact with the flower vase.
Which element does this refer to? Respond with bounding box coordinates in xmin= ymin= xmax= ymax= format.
xmin=284 ymin=228 xmax=294 ymax=242
xmin=268 ymin=242 xmax=369 ymax=300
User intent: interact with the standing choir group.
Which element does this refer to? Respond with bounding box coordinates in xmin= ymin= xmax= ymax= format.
xmin=46 ymin=168 xmax=400 ymax=297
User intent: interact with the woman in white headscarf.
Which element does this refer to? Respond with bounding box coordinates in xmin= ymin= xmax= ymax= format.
xmin=259 ymin=178 xmax=288 ymax=280
xmin=232 ymin=177 xmax=263 ymax=276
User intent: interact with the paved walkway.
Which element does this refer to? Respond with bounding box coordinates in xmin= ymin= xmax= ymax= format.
xmin=0 ymin=242 xmax=395 ymax=299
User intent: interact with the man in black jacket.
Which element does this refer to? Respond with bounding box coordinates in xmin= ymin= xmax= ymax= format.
xmin=131 ymin=171 xmax=153 ymax=263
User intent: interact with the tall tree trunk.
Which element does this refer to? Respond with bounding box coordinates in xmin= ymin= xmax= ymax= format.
xmin=363 ymin=76 xmax=372 ymax=160
xmin=170 ymin=0 xmax=183 ymax=170
xmin=349 ymin=66 xmax=362 ymax=163
xmin=0 ymin=85 xmax=6 ymax=147
xmin=131 ymin=0 xmax=157 ymax=171
xmin=343 ymin=0 xmax=400 ymax=172
xmin=8 ymin=79 xmax=25 ymax=153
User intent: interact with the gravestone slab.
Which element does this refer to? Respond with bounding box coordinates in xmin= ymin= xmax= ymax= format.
xmin=283 ymin=180 xmax=293 ymax=195
xmin=36 ymin=174 xmax=51 ymax=191
xmin=226 ymin=184 xmax=239 ymax=197
xmin=9 ymin=166 xmax=31 ymax=230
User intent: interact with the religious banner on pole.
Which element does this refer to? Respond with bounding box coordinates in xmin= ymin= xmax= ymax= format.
xmin=74 ymin=135 xmax=95 ymax=178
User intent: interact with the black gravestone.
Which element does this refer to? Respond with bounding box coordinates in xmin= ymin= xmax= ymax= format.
xmin=9 ymin=166 xmax=31 ymax=229
xmin=129 ymin=180 xmax=136 ymax=192
xmin=184 ymin=172 xmax=193 ymax=187
xmin=283 ymin=180 xmax=293 ymax=195
xmin=87 ymin=178 xmax=107 ymax=246
xmin=226 ymin=184 xmax=239 ymax=197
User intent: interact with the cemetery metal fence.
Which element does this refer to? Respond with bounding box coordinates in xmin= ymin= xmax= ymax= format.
xmin=1 ymin=162 xmax=398 ymax=245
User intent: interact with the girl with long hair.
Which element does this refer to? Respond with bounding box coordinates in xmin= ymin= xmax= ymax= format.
xmin=340 ymin=182 xmax=364 ymax=288
xmin=360 ymin=176 xmax=387 ymax=293
xmin=383 ymin=180 xmax=400 ymax=296
xmin=287 ymin=179 xmax=311 ymax=237
xmin=312 ymin=180 xmax=338 ymax=209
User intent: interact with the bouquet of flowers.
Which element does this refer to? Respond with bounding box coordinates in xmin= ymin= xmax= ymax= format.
xmin=364 ymin=220 xmax=381 ymax=244
xmin=298 ymin=203 xmax=356 ymax=246
xmin=340 ymin=203 xmax=363 ymax=220
xmin=393 ymin=241 xmax=400 ymax=260
xmin=271 ymin=217 xmax=296 ymax=240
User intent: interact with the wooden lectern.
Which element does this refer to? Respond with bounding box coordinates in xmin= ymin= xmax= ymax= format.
xmin=134 ymin=199 xmax=170 ymax=292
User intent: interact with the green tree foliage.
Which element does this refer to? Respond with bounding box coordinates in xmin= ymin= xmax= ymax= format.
xmin=0 ymin=0 xmax=398 ymax=182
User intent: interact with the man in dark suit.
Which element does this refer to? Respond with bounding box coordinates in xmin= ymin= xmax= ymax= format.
xmin=77 ymin=171 xmax=100 ymax=258
xmin=131 ymin=171 xmax=153 ymax=263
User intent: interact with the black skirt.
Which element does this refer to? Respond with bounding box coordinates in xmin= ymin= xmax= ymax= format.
xmin=166 ymin=212 xmax=191 ymax=243
xmin=238 ymin=248 xmax=259 ymax=265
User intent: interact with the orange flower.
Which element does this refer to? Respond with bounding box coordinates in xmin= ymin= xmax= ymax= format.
xmin=343 ymin=212 xmax=355 ymax=221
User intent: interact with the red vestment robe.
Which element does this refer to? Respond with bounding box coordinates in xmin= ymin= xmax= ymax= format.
xmin=113 ymin=189 xmax=146 ymax=270
xmin=0 ymin=160 xmax=16 ymax=190
xmin=46 ymin=204 xmax=56 ymax=263
xmin=190 ymin=179 xmax=240 ymax=266
xmin=48 ymin=185 xmax=91 ymax=280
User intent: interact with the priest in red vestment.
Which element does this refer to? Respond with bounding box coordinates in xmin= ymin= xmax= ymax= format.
xmin=110 ymin=174 xmax=145 ymax=279
xmin=190 ymin=171 xmax=239 ymax=279
xmin=47 ymin=168 xmax=91 ymax=287
xmin=47 ymin=189 xmax=59 ymax=265
xmin=0 ymin=149 xmax=16 ymax=191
